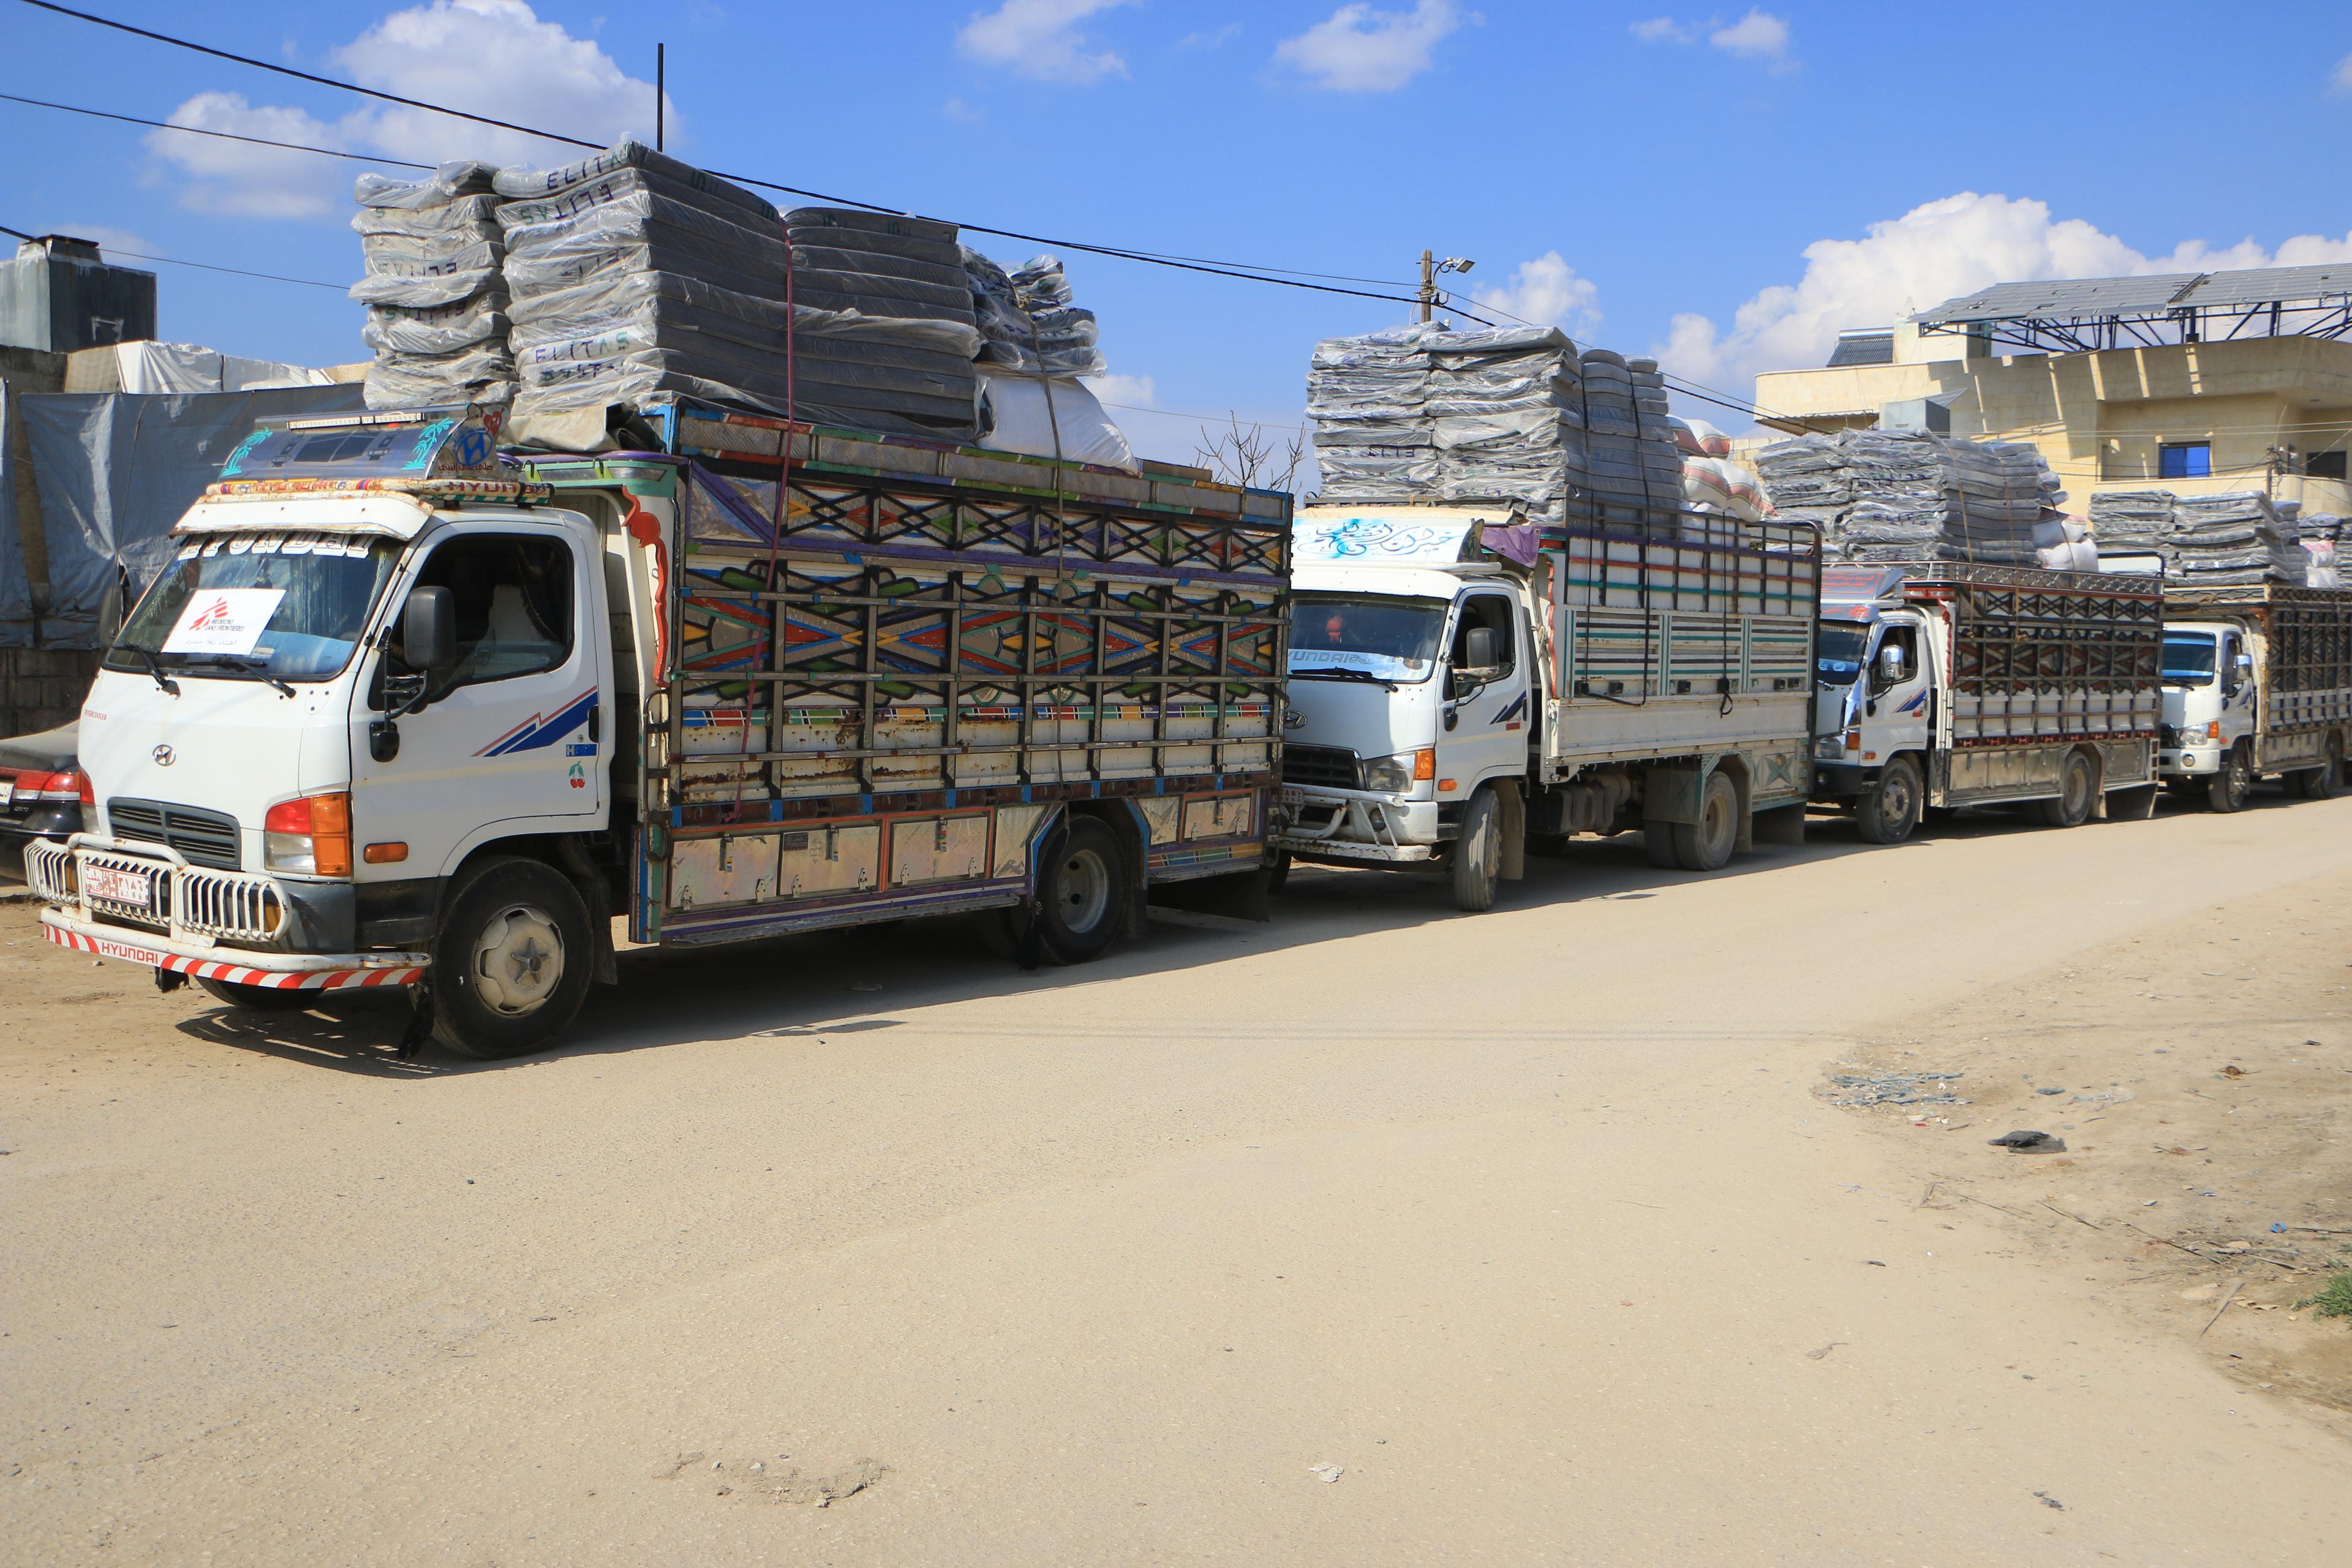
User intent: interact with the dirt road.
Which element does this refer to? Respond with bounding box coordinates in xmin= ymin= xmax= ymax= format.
xmin=5 ymin=796 xmax=2350 ymax=1564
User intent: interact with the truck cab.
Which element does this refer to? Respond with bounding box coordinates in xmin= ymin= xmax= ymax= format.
xmin=2158 ymin=619 xmax=2258 ymax=807
xmin=29 ymin=408 xmax=644 ymax=1056
xmin=1278 ymin=528 xmax=1539 ymax=904
xmin=1811 ymin=584 xmax=1937 ymax=843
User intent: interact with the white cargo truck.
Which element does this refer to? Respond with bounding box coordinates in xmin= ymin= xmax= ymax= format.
xmin=1268 ymin=504 xmax=1820 ymax=908
xmin=1810 ymin=564 xmax=2163 ymax=841
xmin=28 ymin=406 xmax=1291 ymax=1057
xmin=2157 ymin=584 xmax=2352 ymax=810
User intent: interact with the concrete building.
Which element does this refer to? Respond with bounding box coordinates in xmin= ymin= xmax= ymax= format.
xmin=1741 ymin=264 xmax=2352 ymax=519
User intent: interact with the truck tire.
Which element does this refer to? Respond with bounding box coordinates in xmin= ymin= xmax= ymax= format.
xmin=1451 ymin=787 xmax=1502 ymax=911
xmin=2036 ymin=750 xmax=2097 ymax=828
xmin=1672 ymin=771 xmax=1740 ymax=872
xmin=195 ymin=974 xmax=321 ymax=1012
xmin=1266 ymin=851 xmax=1292 ymax=895
xmin=1035 ymin=816 xmax=1126 ymax=963
xmin=1642 ymin=826 xmax=1681 ymax=870
xmin=2288 ymin=748 xmax=2340 ymax=800
xmin=430 ymin=855 xmax=594 ymax=1060
xmin=2205 ymin=743 xmax=2252 ymax=813
xmin=1855 ymin=756 xmax=1923 ymax=845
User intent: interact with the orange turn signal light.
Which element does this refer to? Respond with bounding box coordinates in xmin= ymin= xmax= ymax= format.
xmin=1412 ymin=747 xmax=1436 ymax=780
xmin=363 ymin=842 xmax=409 ymax=864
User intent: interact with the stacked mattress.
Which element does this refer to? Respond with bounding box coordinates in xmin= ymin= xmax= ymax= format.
xmin=350 ymin=160 xmax=513 ymax=410
xmin=1755 ymin=429 xmax=2063 ymax=564
xmin=2087 ymin=488 xmax=2305 ymax=584
xmin=964 ymin=248 xmax=1105 ymax=378
xmin=781 ymin=208 xmax=985 ymax=437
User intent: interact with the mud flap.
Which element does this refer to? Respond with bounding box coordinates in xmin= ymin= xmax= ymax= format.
xmin=2103 ymin=783 xmax=2160 ymax=821
xmin=1751 ymin=800 xmax=1808 ymax=845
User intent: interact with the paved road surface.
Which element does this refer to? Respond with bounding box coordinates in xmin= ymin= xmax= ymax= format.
xmin=5 ymin=796 xmax=2350 ymax=1563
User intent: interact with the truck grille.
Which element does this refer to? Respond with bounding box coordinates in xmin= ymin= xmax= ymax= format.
xmin=107 ymin=798 xmax=243 ymax=871
xmin=1282 ymin=745 xmax=1359 ymax=790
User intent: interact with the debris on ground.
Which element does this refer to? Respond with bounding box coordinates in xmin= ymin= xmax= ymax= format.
xmin=1308 ymin=1463 xmax=1344 ymax=1483
xmin=1988 ymin=1130 xmax=2064 ymax=1151
xmin=1822 ymin=1069 xmax=1968 ymax=1108
xmin=2035 ymin=1490 xmax=2065 ymax=1510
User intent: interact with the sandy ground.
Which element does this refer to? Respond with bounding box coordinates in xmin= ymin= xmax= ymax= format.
xmin=3 ymin=793 xmax=2350 ymax=1564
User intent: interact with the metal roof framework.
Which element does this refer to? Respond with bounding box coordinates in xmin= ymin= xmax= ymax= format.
xmin=1913 ymin=265 xmax=2352 ymax=354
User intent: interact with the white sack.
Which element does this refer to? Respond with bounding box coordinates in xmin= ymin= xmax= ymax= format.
xmin=977 ymin=372 xmax=1137 ymax=474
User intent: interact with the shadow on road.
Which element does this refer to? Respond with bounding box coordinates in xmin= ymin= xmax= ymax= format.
xmin=167 ymin=781 xmax=2318 ymax=1076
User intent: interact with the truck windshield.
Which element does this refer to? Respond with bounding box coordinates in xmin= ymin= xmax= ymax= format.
xmin=1817 ymin=619 xmax=1872 ymax=685
xmin=1289 ymin=594 xmax=1446 ymax=683
xmin=2161 ymin=631 xmax=2217 ymax=687
xmin=105 ymin=532 xmax=402 ymax=684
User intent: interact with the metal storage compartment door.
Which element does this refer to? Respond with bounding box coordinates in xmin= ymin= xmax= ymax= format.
xmin=778 ymin=823 xmax=883 ymax=899
xmin=670 ymin=833 xmax=783 ymax=910
xmin=889 ymin=813 xmax=990 ymax=886
xmin=1182 ymin=792 xmax=1253 ymax=841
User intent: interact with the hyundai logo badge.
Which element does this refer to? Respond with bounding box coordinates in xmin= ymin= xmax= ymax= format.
xmin=1283 ymin=707 xmax=1306 ymax=730
xmin=152 ymin=744 xmax=176 ymax=767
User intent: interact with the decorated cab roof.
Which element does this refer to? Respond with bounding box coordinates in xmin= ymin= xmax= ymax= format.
xmin=203 ymin=405 xmax=550 ymax=503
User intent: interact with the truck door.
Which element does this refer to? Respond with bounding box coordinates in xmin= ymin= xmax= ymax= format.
xmin=2218 ymin=630 xmax=2256 ymax=744
xmin=349 ymin=518 xmax=608 ymax=880
xmin=1864 ymin=620 xmax=1932 ymax=763
xmin=1438 ymin=590 xmax=1530 ymax=793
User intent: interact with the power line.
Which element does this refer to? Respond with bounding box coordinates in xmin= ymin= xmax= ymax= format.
xmin=109 ymin=249 xmax=345 ymax=290
xmin=13 ymin=0 xmax=1453 ymax=315
xmin=0 ymin=91 xmax=434 ymax=167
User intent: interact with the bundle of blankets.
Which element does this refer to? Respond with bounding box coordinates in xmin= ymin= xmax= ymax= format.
xmin=1671 ymin=417 xmax=1771 ymax=524
xmin=350 ymin=160 xmax=513 ymax=410
xmin=1754 ymin=429 xmax=2064 ymax=565
xmin=1306 ymin=323 xmax=1684 ymax=525
xmin=352 ymin=140 xmax=1141 ymax=454
xmin=2086 ymin=489 xmax=2306 ymax=585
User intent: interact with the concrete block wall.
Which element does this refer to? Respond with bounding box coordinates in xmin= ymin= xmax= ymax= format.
xmin=1 ymin=646 xmax=97 ymax=739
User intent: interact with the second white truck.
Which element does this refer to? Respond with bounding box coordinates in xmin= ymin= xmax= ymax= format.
xmin=1268 ymin=504 xmax=1821 ymax=908
xmin=2158 ymin=584 xmax=2352 ymax=810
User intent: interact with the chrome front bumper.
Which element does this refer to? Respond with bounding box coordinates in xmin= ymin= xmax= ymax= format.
xmin=1271 ymin=789 xmax=1441 ymax=863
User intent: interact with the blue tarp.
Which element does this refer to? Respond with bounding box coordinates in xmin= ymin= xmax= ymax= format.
xmin=10 ymin=383 xmax=366 ymax=648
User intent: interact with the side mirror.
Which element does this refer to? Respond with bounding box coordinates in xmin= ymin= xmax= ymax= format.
xmin=1462 ymin=625 xmax=1498 ymax=670
xmin=2234 ymin=651 xmax=2255 ymax=676
xmin=399 ymin=586 xmax=458 ymax=674
xmin=1875 ymin=644 xmax=1907 ymax=684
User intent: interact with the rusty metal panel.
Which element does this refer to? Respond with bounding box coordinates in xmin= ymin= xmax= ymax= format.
xmin=669 ymin=833 xmax=782 ymax=910
xmin=990 ymin=804 xmax=1049 ymax=877
xmin=778 ymin=823 xmax=881 ymax=899
xmin=1182 ymin=792 xmax=1253 ymax=841
xmin=889 ymin=812 xmax=990 ymax=886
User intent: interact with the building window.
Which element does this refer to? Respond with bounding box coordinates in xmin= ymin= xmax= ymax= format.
xmin=2307 ymin=450 xmax=2347 ymax=481
xmin=2158 ymin=442 xmax=2211 ymax=480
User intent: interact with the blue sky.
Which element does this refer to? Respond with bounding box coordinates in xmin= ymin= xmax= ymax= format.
xmin=7 ymin=1 xmax=2352 ymax=463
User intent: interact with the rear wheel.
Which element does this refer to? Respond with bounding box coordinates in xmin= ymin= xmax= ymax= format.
xmin=1035 ymin=816 xmax=1126 ymax=963
xmin=195 ymin=974 xmax=318 ymax=1012
xmin=1855 ymin=756 xmax=1923 ymax=845
xmin=1450 ymin=787 xmax=1502 ymax=911
xmin=1672 ymin=771 xmax=1741 ymax=872
xmin=431 ymin=856 xmax=593 ymax=1060
xmin=2036 ymin=750 xmax=2096 ymax=827
xmin=2288 ymin=748 xmax=2341 ymax=800
xmin=2205 ymin=744 xmax=2252 ymax=813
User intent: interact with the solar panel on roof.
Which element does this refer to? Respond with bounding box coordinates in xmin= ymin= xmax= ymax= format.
xmin=1915 ymin=274 xmax=2200 ymax=325
xmin=2179 ymin=265 xmax=2352 ymax=308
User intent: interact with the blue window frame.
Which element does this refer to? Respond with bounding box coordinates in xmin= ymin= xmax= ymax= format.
xmin=2158 ymin=442 xmax=2211 ymax=480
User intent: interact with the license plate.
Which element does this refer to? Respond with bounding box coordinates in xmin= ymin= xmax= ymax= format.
xmin=1280 ymin=786 xmax=1313 ymax=806
xmin=0 ymin=780 xmax=13 ymax=807
xmin=84 ymin=865 xmax=154 ymax=908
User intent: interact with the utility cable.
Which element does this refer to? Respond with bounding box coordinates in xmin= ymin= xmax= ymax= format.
xmin=12 ymin=1 xmax=1444 ymax=312
xmin=0 ymin=91 xmax=434 ymax=167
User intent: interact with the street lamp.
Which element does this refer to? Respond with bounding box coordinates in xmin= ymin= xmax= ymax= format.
xmin=1419 ymin=251 xmax=1476 ymax=323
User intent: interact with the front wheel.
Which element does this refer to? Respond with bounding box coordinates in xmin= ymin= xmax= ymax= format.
xmin=1035 ymin=816 xmax=1127 ymax=964
xmin=1855 ymin=756 xmax=1923 ymax=845
xmin=2205 ymin=744 xmax=2252 ymax=813
xmin=431 ymin=856 xmax=594 ymax=1060
xmin=1450 ymin=787 xmax=1502 ymax=911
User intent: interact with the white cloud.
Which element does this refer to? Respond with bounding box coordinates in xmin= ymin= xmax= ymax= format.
xmin=1083 ymin=372 xmax=1158 ymax=410
xmin=1652 ymin=190 xmax=2352 ymax=405
xmin=2333 ymin=51 xmax=2352 ymax=92
xmin=1275 ymin=1 xmax=1464 ymax=93
xmin=1178 ymin=23 xmax=1243 ymax=50
xmin=1630 ymin=18 xmax=1694 ymax=45
xmin=957 ymin=0 xmax=1137 ymax=85
xmin=1709 ymin=9 xmax=1792 ymax=69
xmin=943 ymin=98 xmax=986 ymax=124
xmin=145 ymin=1 xmax=669 ymax=220
xmin=1472 ymin=252 xmax=1602 ymax=339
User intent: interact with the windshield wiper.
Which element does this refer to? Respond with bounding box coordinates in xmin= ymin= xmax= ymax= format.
xmin=128 ymin=646 xmax=180 ymax=696
xmin=180 ymin=654 xmax=296 ymax=698
xmin=1291 ymin=666 xmax=1399 ymax=692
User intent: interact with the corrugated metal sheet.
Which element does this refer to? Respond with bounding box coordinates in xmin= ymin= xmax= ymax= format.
xmin=1917 ymin=263 xmax=2352 ymax=327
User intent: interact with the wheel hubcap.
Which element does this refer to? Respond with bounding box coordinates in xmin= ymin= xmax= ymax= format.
xmin=1058 ymin=847 xmax=1110 ymax=934
xmin=472 ymin=903 xmax=564 ymax=1016
xmin=1883 ymin=774 xmax=1914 ymax=829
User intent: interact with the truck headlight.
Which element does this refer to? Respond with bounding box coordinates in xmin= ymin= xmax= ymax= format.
xmin=1814 ymin=735 xmax=1845 ymax=761
xmin=1360 ymin=748 xmax=1435 ymax=794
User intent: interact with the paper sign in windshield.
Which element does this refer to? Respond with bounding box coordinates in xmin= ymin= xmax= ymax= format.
xmin=162 ymin=589 xmax=287 ymax=657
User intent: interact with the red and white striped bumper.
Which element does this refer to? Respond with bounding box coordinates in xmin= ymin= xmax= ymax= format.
xmin=40 ymin=910 xmax=426 ymax=992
